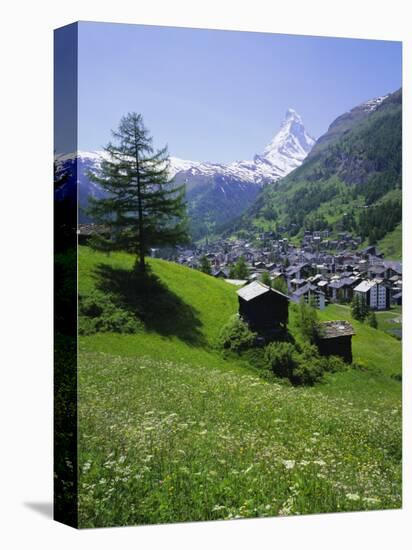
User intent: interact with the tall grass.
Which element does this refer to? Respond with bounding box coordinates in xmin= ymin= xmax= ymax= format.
xmin=78 ymin=353 xmax=401 ymax=527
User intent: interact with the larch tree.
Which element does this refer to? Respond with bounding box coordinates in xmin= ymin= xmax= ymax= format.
xmin=87 ymin=112 xmax=188 ymax=272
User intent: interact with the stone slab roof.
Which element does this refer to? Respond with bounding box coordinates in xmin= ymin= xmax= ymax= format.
xmin=319 ymin=320 xmax=355 ymax=339
xmin=237 ymin=281 xmax=289 ymax=302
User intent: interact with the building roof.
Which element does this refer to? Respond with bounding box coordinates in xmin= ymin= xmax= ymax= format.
xmin=369 ymin=266 xmax=386 ymax=275
xmin=329 ymin=277 xmax=356 ymax=289
xmin=225 ymin=279 xmax=248 ymax=286
xmin=212 ymin=268 xmax=228 ymax=277
xmin=292 ymin=283 xmax=317 ymax=297
xmin=319 ymin=321 xmax=355 ymax=339
xmin=290 ymin=278 xmax=306 ymax=285
xmin=237 ymin=281 xmax=288 ymax=302
xmin=354 ymin=280 xmax=376 ymax=293
xmin=383 ymin=260 xmax=402 ymax=274
xmin=237 ymin=281 xmax=271 ymax=301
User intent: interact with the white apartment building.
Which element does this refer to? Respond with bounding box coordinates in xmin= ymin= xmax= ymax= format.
xmin=354 ymin=279 xmax=389 ymax=310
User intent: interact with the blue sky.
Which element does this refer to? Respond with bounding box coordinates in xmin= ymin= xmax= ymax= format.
xmin=77 ymin=22 xmax=402 ymax=163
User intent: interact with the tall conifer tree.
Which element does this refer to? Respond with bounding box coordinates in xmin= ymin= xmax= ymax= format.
xmin=87 ymin=113 xmax=188 ymax=272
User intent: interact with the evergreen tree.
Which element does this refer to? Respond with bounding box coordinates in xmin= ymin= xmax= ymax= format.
xmin=87 ymin=113 xmax=188 ymax=272
xmin=359 ymin=295 xmax=370 ymax=321
xmin=228 ymin=264 xmax=236 ymax=279
xmin=234 ymin=256 xmax=249 ymax=279
xmin=350 ymin=294 xmax=362 ymax=321
xmin=296 ymin=297 xmax=319 ymax=344
xmin=351 ymin=293 xmax=370 ymax=322
xmin=199 ymin=255 xmax=212 ymax=275
xmin=261 ymin=271 xmax=272 ymax=287
xmin=272 ymin=276 xmax=288 ymax=295
xmin=337 ymin=288 xmax=346 ymax=304
xmin=367 ymin=311 xmax=378 ymax=329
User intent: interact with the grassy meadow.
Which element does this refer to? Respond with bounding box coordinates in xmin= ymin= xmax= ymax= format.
xmin=377 ymin=223 xmax=402 ymax=260
xmin=78 ymin=246 xmax=402 ymax=527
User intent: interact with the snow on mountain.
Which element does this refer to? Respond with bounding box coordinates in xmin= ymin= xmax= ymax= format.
xmin=169 ymin=108 xmax=315 ymax=184
xmin=57 ymin=108 xmax=314 ymax=188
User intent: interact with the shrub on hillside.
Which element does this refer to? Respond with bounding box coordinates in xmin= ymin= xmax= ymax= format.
xmin=241 ymin=347 xmax=267 ymax=370
xmin=352 ymin=359 xmax=370 ymax=372
xmin=292 ymin=360 xmax=324 ymax=386
xmin=79 ymin=290 xmax=142 ymax=335
xmin=264 ymin=342 xmax=299 ymax=380
xmin=218 ymin=315 xmax=256 ymax=353
xmin=292 ymin=342 xmax=324 ymax=385
xmin=264 ymin=341 xmax=328 ymax=386
xmin=321 ymin=354 xmax=348 ymax=373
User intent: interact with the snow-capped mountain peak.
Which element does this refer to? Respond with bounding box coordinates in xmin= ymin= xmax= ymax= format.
xmin=170 ymin=109 xmax=315 ymax=184
xmin=284 ymin=107 xmax=303 ymax=123
xmin=254 ymin=108 xmax=315 ymax=178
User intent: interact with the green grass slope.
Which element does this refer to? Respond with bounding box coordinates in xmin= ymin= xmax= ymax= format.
xmin=309 ymin=304 xmax=401 ymax=409
xmin=79 ymin=246 xmax=244 ymax=372
xmin=78 ymin=246 xmax=402 ymax=527
xmin=377 ymin=223 xmax=402 ymax=260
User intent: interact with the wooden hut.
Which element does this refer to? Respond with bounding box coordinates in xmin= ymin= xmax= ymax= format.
xmin=237 ymin=281 xmax=288 ymax=334
xmin=317 ymin=320 xmax=355 ymax=363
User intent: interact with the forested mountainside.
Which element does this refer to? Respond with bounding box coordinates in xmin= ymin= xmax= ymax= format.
xmin=222 ymin=89 xmax=402 ymax=252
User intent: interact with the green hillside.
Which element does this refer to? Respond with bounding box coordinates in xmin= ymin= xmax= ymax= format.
xmin=78 ymin=246 xmax=401 ymax=527
xmin=222 ymin=89 xmax=402 ymax=247
xmin=377 ymin=223 xmax=402 ymax=260
xmin=79 ymin=246 xmax=243 ymax=372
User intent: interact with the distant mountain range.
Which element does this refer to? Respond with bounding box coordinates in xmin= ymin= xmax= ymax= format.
xmin=55 ymin=109 xmax=315 ymax=239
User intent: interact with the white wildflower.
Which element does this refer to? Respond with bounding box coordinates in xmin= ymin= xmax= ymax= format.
xmin=365 ymin=497 xmax=380 ymax=504
xmin=212 ymin=504 xmax=226 ymax=512
xmin=282 ymin=460 xmax=296 ymax=470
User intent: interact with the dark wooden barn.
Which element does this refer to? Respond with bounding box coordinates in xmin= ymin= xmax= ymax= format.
xmin=237 ymin=281 xmax=289 ymax=334
xmin=317 ymin=321 xmax=355 ymax=363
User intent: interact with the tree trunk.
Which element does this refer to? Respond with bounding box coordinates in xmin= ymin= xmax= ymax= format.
xmin=134 ymin=124 xmax=145 ymax=273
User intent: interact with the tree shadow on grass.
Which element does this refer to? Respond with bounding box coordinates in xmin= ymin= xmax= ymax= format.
xmin=94 ymin=263 xmax=206 ymax=346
